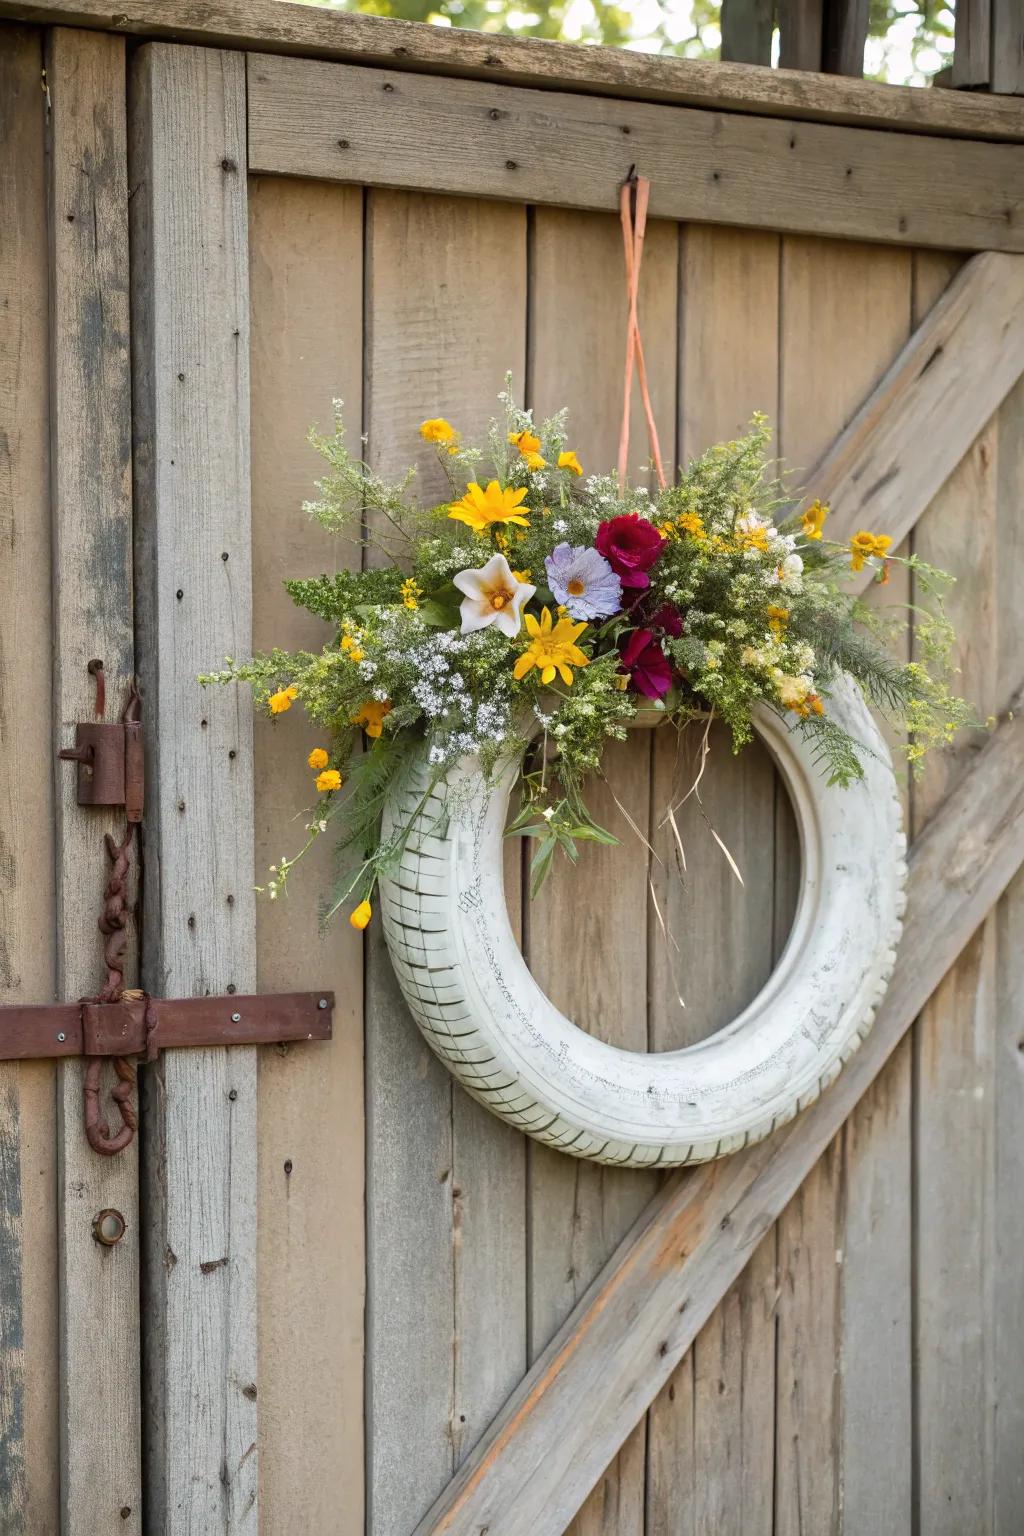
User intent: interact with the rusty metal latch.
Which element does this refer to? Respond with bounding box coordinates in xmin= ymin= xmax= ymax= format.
xmin=9 ymin=663 xmax=335 ymax=1157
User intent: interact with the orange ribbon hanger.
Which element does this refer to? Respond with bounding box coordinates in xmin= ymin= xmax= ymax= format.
xmin=617 ymin=169 xmax=667 ymax=492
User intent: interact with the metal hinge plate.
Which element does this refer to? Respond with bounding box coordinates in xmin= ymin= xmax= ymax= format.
xmin=58 ymin=718 xmax=144 ymax=821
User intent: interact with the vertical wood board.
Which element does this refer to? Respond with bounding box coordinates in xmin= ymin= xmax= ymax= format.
xmin=248 ymin=175 xmax=366 ymax=1536
xmin=129 ymin=42 xmax=257 ymax=1534
xmin=46 ymin=29 xmax=142 ymax=1533
xmin=363 ymin=189 xmax=528 ymax=1536
xmin=0 ymin=25 xmax=60 ymax=1534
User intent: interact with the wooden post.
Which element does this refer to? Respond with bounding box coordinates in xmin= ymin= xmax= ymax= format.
xmin=129 ymin=43 xmax=258 ymax=1533
xmin=46 ymin=27 xmax=143 ymax=1533
xmin=720 ymin=0 xmax=775 ymax=66
xmin=954 ymin=0 xmax=1024 ymax=92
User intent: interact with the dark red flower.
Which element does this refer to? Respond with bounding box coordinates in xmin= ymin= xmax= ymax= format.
xmin=648 ymin=602 xmax=683 ymax=638
xmin=619 ymin=628 xmax=672 ymax=700
xmin=595 ymin=514 xmax=665 ymax=591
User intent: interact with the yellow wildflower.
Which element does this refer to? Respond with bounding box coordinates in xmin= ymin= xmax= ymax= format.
xmin=522 ymin=450 xmax=547 ymax=471
xmin=801 ymin=500 xmax=828 ymax=540
xmin=849 ymin=530 xmax=893 ymax=573
xmin=737 ymin=524 xmax=770 ymax=553
xmin=449 ymin=481 xmax=530 ymax=533
xmin=269 ymin=685 xmax=298 ymax=715
xmin=420 ymin=417 xmax=457 ymax=445
xmin=766 ymin=604 xmax=790 ymax=638
xmin=512 ymin=569 xmax=532 ymax=583
xmin=350 ymin=899 xmax=372 ymax=931
xmin=513 ymin=607 xmax=589 ymax=687
xmin=351 ymin=700 xmax=392 ymax=739
xmin=509 ymin=429 xmax=542 ymax=455
xmin=775 ymin=673 xmax=813 ymax=711
xmin=401 ymin=577 xmax=421 ymax=611
xmin=678 ymin=512 xmax=706 ymax=540
xmin=307 ymin=747 xmax=329 ymax=771
xmin=657 ymin=521 xmax=677 ymax=540
xmin=558 ymin=450 xmax=583 ymax=477
xmin=315 ymin=769 xmax=343 ymax=793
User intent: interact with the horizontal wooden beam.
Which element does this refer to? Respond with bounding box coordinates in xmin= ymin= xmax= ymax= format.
xmin=247 ymin=56 xmax=1024 ymax=254
xmin=807 ymin=251 xmax=1024 ymax=587
xmin=3 ymin=0 xmax=1024 ymax=141
xmin=417 ymin=696 xmax=1024 ymax=1536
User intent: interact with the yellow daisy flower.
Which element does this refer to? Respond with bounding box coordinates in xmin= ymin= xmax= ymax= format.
xmin=849 ymin=531 xmax=893 ymax=573
xmin=801 ymin=500 xmax=828 ymax=540
xmin=449 ymin=481 xmax=530 ymax=533
xmin=513 ymin=607 xmax=589 ymax=687
xmin=351 ymin=700 xmax=392 ymax=739
xmin=315 ymin=769 xmax=343 ymax=793
xmin=558 ymin=450 xmax=583 ymax=477
xmin=509 ymin=429 xmax=542 ymax=455
xmin=269 ymin=685 xmax=298 ymax=715
xmin=307 ymin=747 xmax=329 ymax=770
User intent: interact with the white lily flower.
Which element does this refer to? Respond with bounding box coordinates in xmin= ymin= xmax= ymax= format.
xmin=453 ymin=553 xmax=536 ymax=638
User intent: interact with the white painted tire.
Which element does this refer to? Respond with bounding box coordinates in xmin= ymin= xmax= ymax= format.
xmin=379 ymin=675 xmax=906 ymax=1167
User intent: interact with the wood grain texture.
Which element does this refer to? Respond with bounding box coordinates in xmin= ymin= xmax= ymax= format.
xmin=525 ymin=205 xmax=676 ymax=1536
xmin=776 ymin=234 xmax=912 ymax=1536
xmin=363 ymin=190 xmax=528 ymax=1536
xmin=778 ymin=0 xmax=824 ymax=70
xmin=911 ymin=248 xmax=1006 ymax=1536
xmin=720 ymin=0 xmax=774 ymax=65
xmin=2 ymin=0 xmax=1024 ymax=138
xmin=45 ymin=28 xmax=141 ymax=1534
xmin=953 ymin=0 xmax=992 ymax=87
xmin=992 ymin=0 xmax=1024 ymax=94
xmin=248 ymin=176 xmax=365 ymax=1536
xmin=416 ymin=695 xmax=1024 ymax=1536
xmin=0 ymin=26 xmax=59 ymax=1533
xmin=247 ymin=56 xmax=1024 ymax=256
xmin=646 ymin=224 xmax=780 ymax=1536
xmin=822 ymin=0 xmax=869 ymax=75
xmin=804 ymin=252 xmax=1024 ymax=589
xmin=129 ymin=44 xmax=257 ymax=1534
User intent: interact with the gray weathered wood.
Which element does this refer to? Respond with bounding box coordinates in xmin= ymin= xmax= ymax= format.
xmin=953 ymin=0 xmax=992 ymax=87
xmin=247 ymin=56 xmax=1024 ymax=256
xmin=2 ymin=0 xmax=1024 ymax=140
xmin=46 ymin=27 xmax=142 ymax=1534
xmin=646 ymin=223 xmax=780 ymax=1536
xmin=0 ymin=26 xmax=59 ymax=1532
xmin=247 ymin=175 xmax=367 ymax=1534
xmin=363 ymin=190 xmax=528 ymax=1536
xmin=720 ymin=0 xmax=774 ymax=66
xmin=992 ymin=0 xmax=1024 ymax=93
xmin=806 ymin=251 xmax=1024 ymax=586
xmin=822 ymin=0 xmax=868 ymax=75
xmin=778 ymin=0 xmax=824 ymax=70
xmin=129 ymin=43 xmax=257 ymax=1534
xmin=417 ymin=697 xmax=1024 ymax=1536
xmin=776 ymin=235 xmax=913 ymax=1536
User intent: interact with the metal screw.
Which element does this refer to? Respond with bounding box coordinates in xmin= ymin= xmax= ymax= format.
xmin=318 ymin=998 xmax=328 ymax=1010
xmin=57 ymin=1032 xmax=66 ymax=1042
xmin=231 ymin=1012 xmax=241 ymax=1023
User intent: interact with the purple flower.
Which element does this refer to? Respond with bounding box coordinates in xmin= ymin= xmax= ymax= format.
xmin=544 ymin=543 xmax=622 ymax=620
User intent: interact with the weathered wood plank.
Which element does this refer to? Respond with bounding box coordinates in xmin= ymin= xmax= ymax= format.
xmin=992 ymin=0 xmax=1024 ymax=94
xmin=45 ymin=27 xmax=141 ymax=1534
xmin=416 ymin=696 xmax=1024 ymax=1536
xmin=526 ymin=205 xmax=676 ymax=1536
xmin=1 ymin=0 xmax=1022 ymax=139
xmin=0 ymin=26 xmax=59 ymax=1533
xmin=806 ymin=251 xmax=1024 ymax=591
xmin=776 ymin=235 xmax=913 ymax=1536
xmin=363 ymin=190 xmax=528 ymax=1536
xmin=992 ymin=371 xmax=1024 ymax=1534
xmin=647 ymin=224 xmax=780 ymax=1536
xmin=778 ymin=0 xmax=824 ymax=71
xmin=822 ymin=0 xmax=869 ymax=75
xmin=248 ymin=175 xmax=365 ymax=1535
xmin=247 ymin=56 xmax=1024 ymax=256
xmin=912 ymin=246 xmax=1004 ymax=1536
xmin=129 ymin=43 xmax=257 ymax=1534
xmin=720 ymin=0 xmax=774 ymax=66
xmin=952 ymin=0 xmax=992 ymax=87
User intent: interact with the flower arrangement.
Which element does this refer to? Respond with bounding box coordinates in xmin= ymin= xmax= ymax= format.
xmin=202 ymin=386 xmax=969 ymax=927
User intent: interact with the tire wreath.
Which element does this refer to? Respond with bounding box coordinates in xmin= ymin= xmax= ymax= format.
xmin=379 ymin=674 xmax=906 ymax=1168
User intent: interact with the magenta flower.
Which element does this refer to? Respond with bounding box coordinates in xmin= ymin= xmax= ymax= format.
xmin=595 ymin=514 xmax=665 ymax=591
xmin=619 ymin=629 xmax=673 ymax=699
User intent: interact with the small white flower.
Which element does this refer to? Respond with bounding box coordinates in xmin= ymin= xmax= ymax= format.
xmin=542 ymin=806 xmax=556 ymax=821
xmin=453 ymin=553 xmax=536 ymax=639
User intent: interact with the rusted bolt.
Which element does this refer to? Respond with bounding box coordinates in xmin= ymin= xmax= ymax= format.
xmin=93 ymin=1208 xmax=127 ymax=1246
xmin=231 ymin=1012 xmax=241 ymax=1023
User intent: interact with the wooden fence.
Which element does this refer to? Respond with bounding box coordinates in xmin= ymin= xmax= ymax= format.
xmin=1 ymin=3 xmax=1024 ymax=1533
